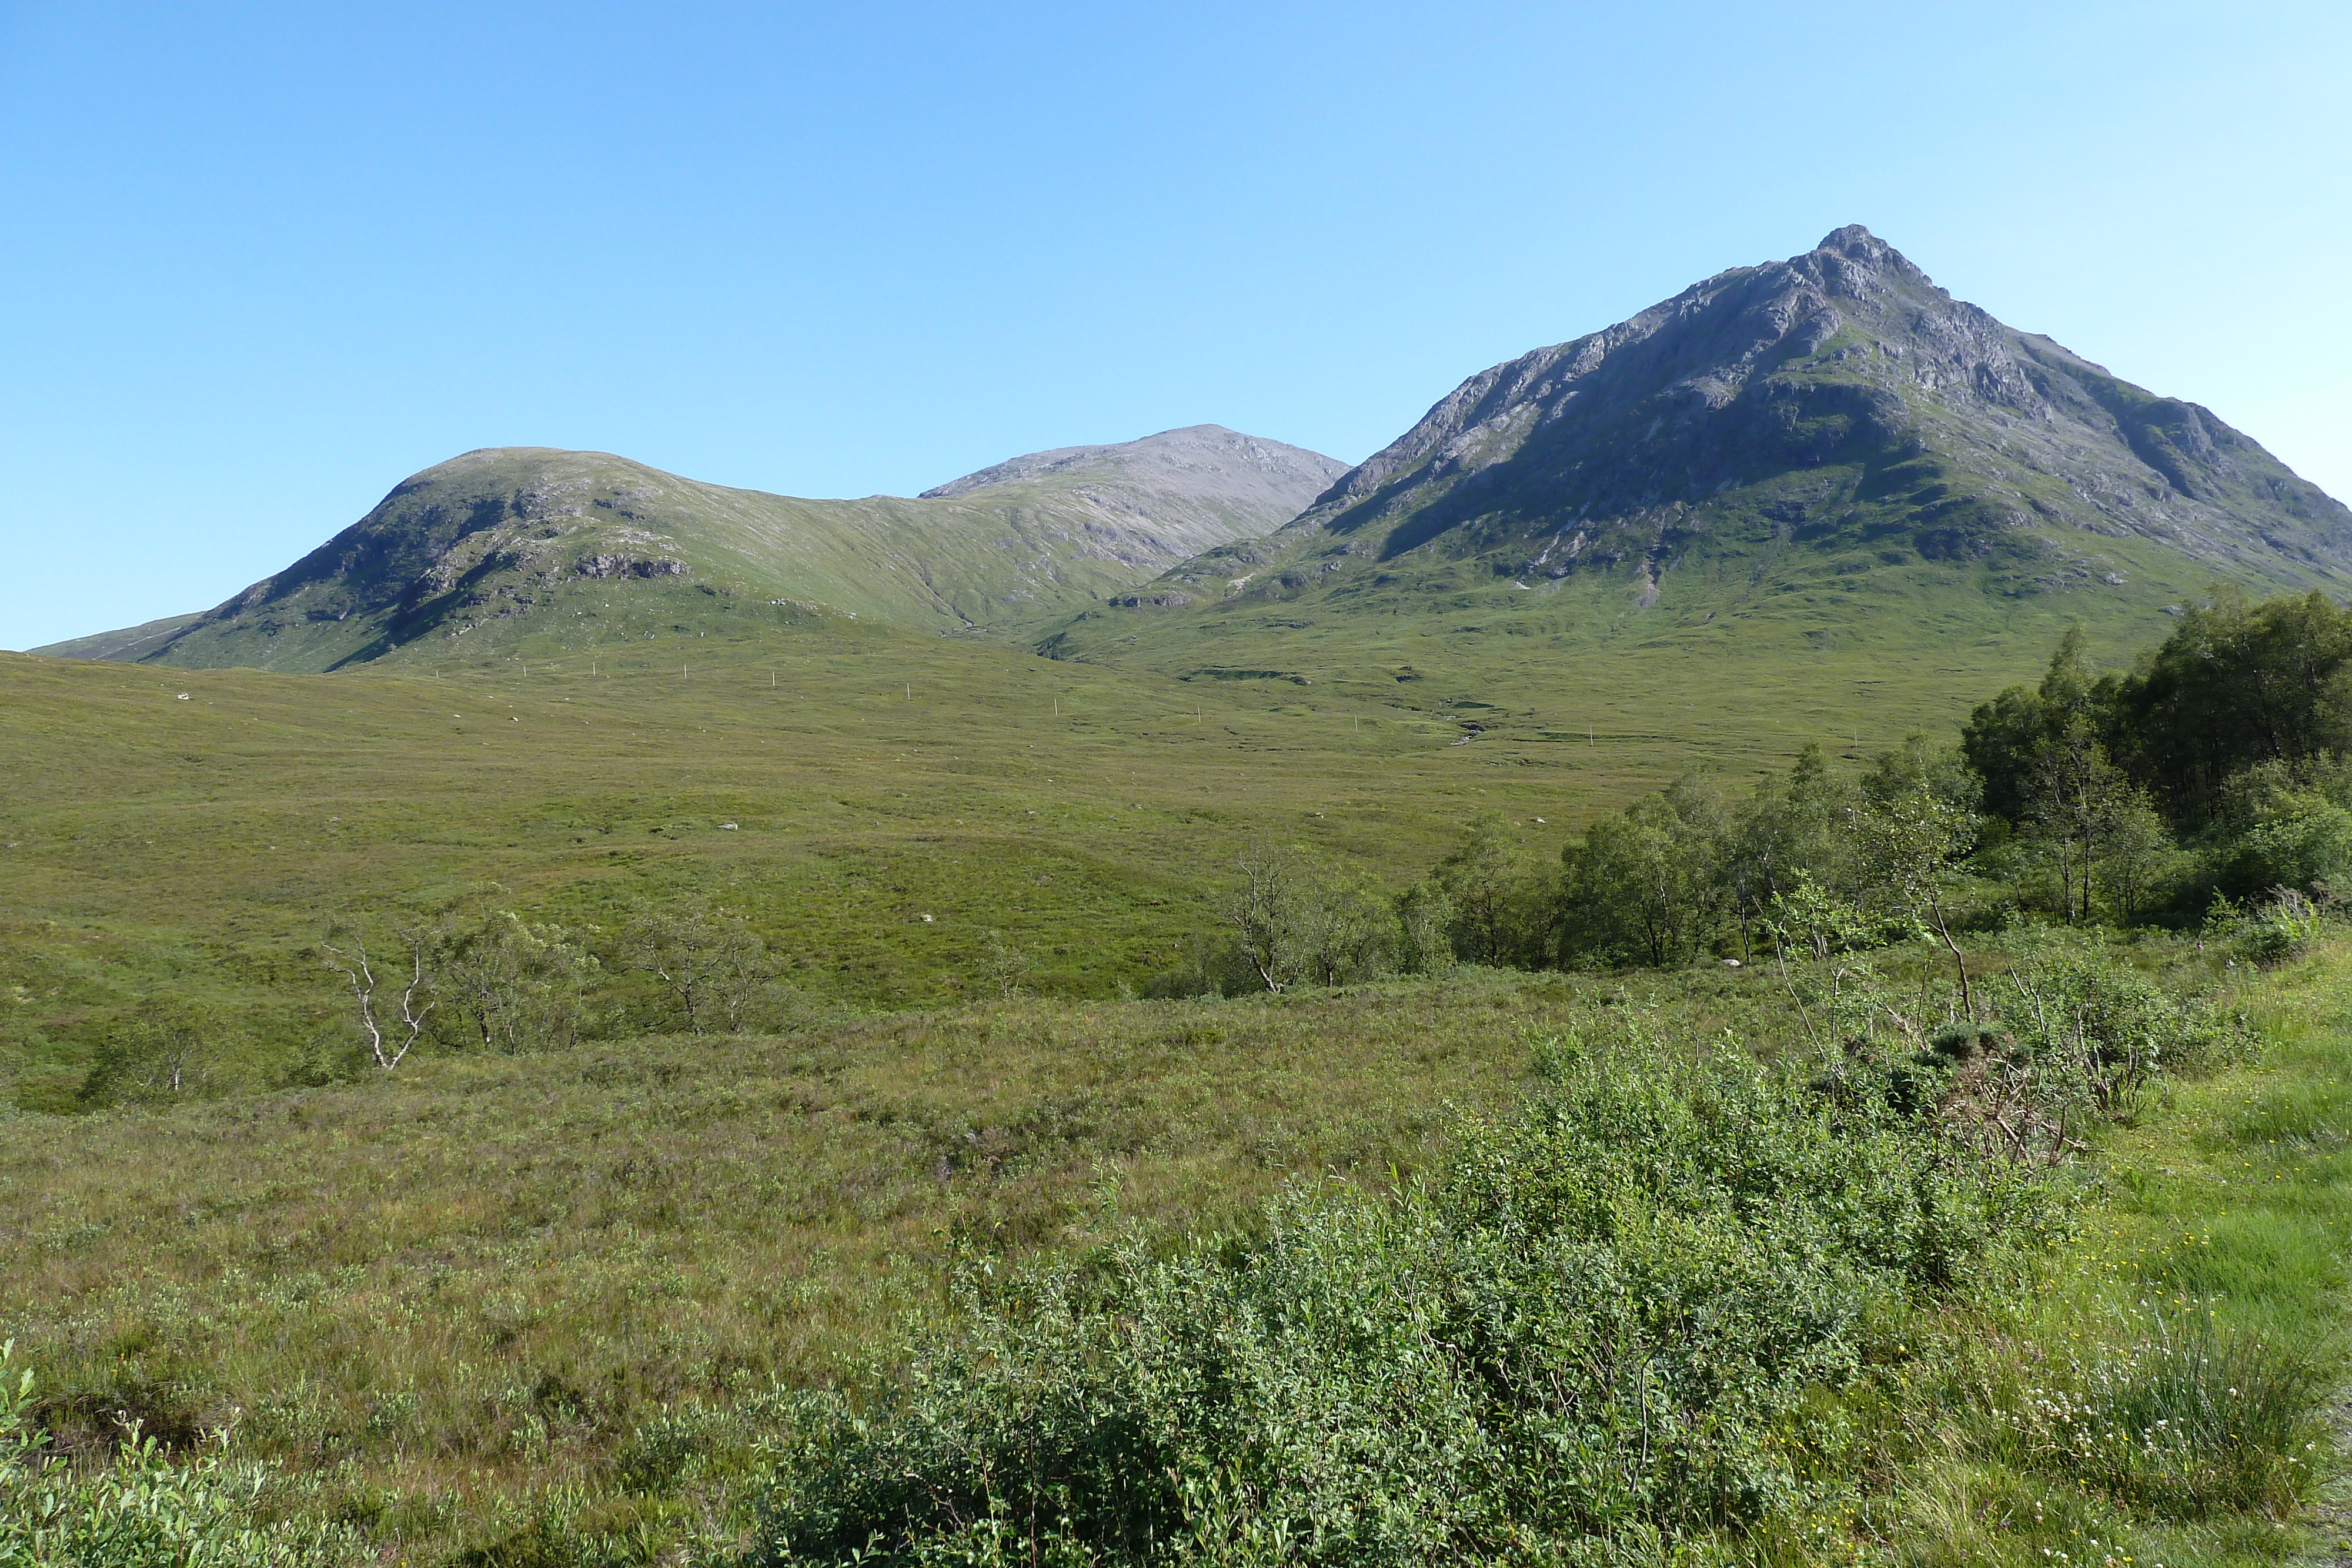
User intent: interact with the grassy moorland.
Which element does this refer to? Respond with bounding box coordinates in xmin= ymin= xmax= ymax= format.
xmin=15 ymin=599 xmax=2352 ymax=1563
xmin=0 ymin=598 xmax=2069 ymax=1106
xmin=0 ymin=621 xmax=1532 ymax=1100
xmin=0 ymin=974 xmax=1563 ymax=1550
xmin=5 ymin=932 xmax=2351 ymax=1564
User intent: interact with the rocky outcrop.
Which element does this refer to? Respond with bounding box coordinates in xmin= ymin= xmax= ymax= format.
xmin=574 ymin=554 xmax=687 ymax=580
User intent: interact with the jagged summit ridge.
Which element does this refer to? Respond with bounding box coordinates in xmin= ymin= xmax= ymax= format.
xmin=1285 ymin=225 xmax=2347 ymax=578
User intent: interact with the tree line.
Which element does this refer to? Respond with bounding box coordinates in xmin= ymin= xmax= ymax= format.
xmin=1163 ymin=738 xmax=1975 ymax=995
xmin=1174 ymin=590 xmax=2352 ymax=994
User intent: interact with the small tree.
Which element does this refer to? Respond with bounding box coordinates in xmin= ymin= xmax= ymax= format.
xmin=977 ymin=930 xmax=1033 ymax=999
xmin=2024 ymin=716 xmax=2127 ymax=922
xmin=79 ymin=997 xmax=220 ymax=1105
xmin=1558 ymin=779 xmax=1732 ymax=967
xmin=1394 ymin=880 xmax=1457 ymax=976
xmin=1859 ymin=787 xmax=1978 ymax=1018
xmin=437 ymin=910 xmax=599 ymax=1054
xmin=1294 ymin=867 xmax=1395 ymax=988
xmin=1766 ymin=872 xmax=1876 ymax=965
xmin=1432 ymin=813 xmax=1555 ymax=967
xmin=1220 ymin=844 xmax=1401 ymax=993
xmin=1762 ymin=872 xmax=1876 ymax=1051
xmin=2093 ymin=790 xmax=2178 ymax=924
xmin=1224 ymin=842 xmax=1307 ymax=993
xmin=320 ymin=924 xmax=435 ymax=1071
xmin=626 ymin=897 xmax=783 ymax=1035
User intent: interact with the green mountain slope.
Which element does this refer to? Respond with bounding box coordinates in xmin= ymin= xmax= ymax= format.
xmin=38 ymin=426 xmax=1345 ymax=672
xmin=1035 ymin=228 xmax=2352 ymax=734
xmin=28 ymin=611 xmax=204 ymax=662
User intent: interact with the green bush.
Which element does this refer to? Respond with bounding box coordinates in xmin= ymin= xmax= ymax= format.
xmin=2001 ymin=940 xmax=2253 ymax=1084
xmin=0 ymin=1343 xmax=353 ymax=1566
xmin=746 ymin=1031 xmax=2061 ymax=1565
xmin=2205 ymin=889 xmax=2325 ymax=967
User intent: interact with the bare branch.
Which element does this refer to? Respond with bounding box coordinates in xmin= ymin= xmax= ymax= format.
xmin=322 ymin=927 xmax=434 ymax=1070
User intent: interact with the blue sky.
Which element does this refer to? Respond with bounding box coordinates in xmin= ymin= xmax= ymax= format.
xmin=3 ymin=1 xmax=2347 ymax=650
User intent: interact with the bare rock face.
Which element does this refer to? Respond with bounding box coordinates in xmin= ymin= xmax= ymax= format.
xmin=926 ymin=424 xmax=1344 ymax=504
xmin=1288 ymin=226 xmax=2350 ymax=585
xmin=574 ymin=554 xmax=687 ymax=580
xmin=918 ymin=424 xmax=1350 ymax=563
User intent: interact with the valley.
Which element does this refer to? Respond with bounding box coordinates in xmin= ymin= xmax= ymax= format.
xmin=9 ymin=226 xmax=2352 ymax=1566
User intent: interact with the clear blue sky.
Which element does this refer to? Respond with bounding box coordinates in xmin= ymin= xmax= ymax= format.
xmin=4 ymin=1 xmax=2347 ymax=650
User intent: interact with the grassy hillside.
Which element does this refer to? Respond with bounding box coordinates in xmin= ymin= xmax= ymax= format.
xmin=1034 ymin=511 xmax=2240 ymax=756
xmin=46 ymin=429 xmax=1344 ymax=672
xmin=28 ymin=611 xmax=203 ymax=662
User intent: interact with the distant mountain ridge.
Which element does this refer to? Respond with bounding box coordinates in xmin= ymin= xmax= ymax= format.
xmin=34 ymin=228 xmax=2352 ymax=706
xmin=36 ymin=426 xmax=1345 ymax=671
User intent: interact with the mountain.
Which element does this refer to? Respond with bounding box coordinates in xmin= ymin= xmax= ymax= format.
xmin=36 ymin=426 xmax=1345 ymax=672
xmin=29 ymin=611 xmax=204 ymax=663
xmin=1038 ymin=228 xmax=2352 ymax=721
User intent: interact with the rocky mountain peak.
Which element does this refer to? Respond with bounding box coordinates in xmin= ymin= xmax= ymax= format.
xmin=1269 ymin=228 xmax=2347 ymax=587
xmin=1809 ymin=222 xmax=1915 ymax=277
xmin=920 ymin=425 xmax=1347 ymax=507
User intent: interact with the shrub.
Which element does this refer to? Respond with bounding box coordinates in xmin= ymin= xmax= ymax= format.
xmin=2005 ymin=940 xmax=2252 ymax=1082
xmin=76 ymin=997 xmax=227 ymax=1106
xmin=746 ymin=1031 xmax=2059 ymax=1564
xmin=1866 ymin=941 xmax=2253 ymax=1168
xmin=2206 ymin=889 xmax=2324 ymax=967
xmin=435 ymin=909 xmax=601 ymax=1053
xmin=0 ymin=1342 xmax=354 ymax=1566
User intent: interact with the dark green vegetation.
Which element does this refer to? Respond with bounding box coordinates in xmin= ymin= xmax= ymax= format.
xmin=749 ymin=940 xmax=2288 ymax=1567
xmin=1962 ymin=592 xmax=2352 ymax=914
xmin=9 ymin=929 xmax=2348 ymax=1564
xmin=1375 ymin=592 xmax=2352 ymax=981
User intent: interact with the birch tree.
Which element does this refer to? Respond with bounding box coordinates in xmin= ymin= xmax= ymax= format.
xmin=79 ymin=998 xmax=220 ymax=1104
xmin=320 ymin=925 xmax=436 ymax=1071
xmin=626 ymin=897 xmax=783 ymax=1035
xmin=437 ymin=910 xmax=598 ymax=1053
